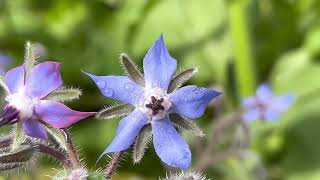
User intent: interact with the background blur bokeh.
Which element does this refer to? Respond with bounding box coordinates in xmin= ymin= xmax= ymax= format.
xmin=1 ymin=0 xmax=320 ymax=179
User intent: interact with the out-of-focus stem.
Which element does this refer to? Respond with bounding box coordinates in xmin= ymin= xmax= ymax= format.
xmin=62 ymin=129 xmax=81 ymax=169
xmin=194 ymin=110 xmax=243 ymax=171
xmin=104 ymin=151 xmax=124 ymax=179
xmin=228 ymin=0 xmax=256 ymax=98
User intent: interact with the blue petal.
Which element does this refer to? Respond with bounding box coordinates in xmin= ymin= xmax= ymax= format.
xmin=22 ymin=118 xmax=48 ymax=139
xmin=241 ymin=96 xmax=257 ymax=109
xmin=263 ymin=108 xmax=280 ymax=122
xmin=170 ymin=85 xmax=221 ymax=119
xmin=4 ymin=66 xmax=25 ymax=94
xmin=25 ymin=62 xmax=63 ymax=99
xmin=83 ymin=71 xmax=144 ymax=106
xmin=243 ymin=108 xmax=261 ymax=122
xmin=152 ymin=117 xmax=191 ymax=169
xmin=256 ymin=84 xmax=273 ymax=103
xmin=271 ymin=93 xmax=295 ymax=112
xmin=98 ymin=110 xmax=148 ymax=161
xmin=143 ymin=34 xmax=177 ymax=90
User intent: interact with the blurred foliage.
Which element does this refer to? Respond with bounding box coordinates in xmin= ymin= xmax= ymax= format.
xmin=1 ymin=0 xmax=320 ymax=179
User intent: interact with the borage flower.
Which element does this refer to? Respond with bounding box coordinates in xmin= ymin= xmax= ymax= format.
xmin=242 ymin=84 xmax=295 ymax=122
xmin=84 ymin=35 xmax=221 ymax=169
xmin=0 ymin=58 xmax=94 ymax=140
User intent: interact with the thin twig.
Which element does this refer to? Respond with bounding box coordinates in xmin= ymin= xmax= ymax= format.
xmin=62 ymin=128 xmax=81 ymax=168
xmin=194 ymin=110 xmax=243 ymax=171
xmin=104 ymin=151 xmax=124 ymax=179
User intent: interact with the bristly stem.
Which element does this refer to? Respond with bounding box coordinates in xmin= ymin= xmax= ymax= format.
xmin=194 ymin=110 xmax=243 ymax=171
xmin=36 ymin=143 xmax=71 ymax=168
xmin=62 ymin=128 xmax=81 ymax=168
xmin=104 ymin=151 xmax=124 ymax=179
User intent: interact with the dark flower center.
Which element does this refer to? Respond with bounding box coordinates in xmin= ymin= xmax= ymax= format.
xmin=0 ymin=105 xmax=20 ymax=127
xmin=145 ymin=96 xmax=165 ymax=115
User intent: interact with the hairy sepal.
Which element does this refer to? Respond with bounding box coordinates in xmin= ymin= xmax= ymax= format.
xmin=120 ymin=53 xmax=145 ymax=87
xmin=132 ymin=124 xmax=152 ymax=164
xmin=168 ymin=68 xmax=198 ymax=93
xmin=44 ymin=86 xmax=82 ymax=103
xmin=170 ymin=114 xmax=205 ymax=137
xmin=96 ymin=103 xmax=135 ymax=120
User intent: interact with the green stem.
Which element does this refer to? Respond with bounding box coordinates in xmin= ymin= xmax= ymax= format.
xmin=228 ymin=0 xmax=256 ymax=98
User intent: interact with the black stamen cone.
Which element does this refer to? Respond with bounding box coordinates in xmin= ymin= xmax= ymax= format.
xmin=0 ymin=105 xmax=20 ymax=127
xmin=146 ymin=96 xmax=165 ymax=115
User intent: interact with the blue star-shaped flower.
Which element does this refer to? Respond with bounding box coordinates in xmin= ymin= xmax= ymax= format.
xmin=242 ymin=84 xmax=295 ymax=122
xmin=84 ymin=35 xmax=221 ymax=169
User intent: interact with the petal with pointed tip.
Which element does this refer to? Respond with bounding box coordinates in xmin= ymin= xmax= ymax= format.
xmin=98 ymin=110 xmax=148 ymax=161
xmin=35 ymin=100 xmax=95 ymax=128
xmin=23 ymin=118 xmax=47 ymax=139
xmin=152 ymin=117 xmax=191 ymax=169
xmin=25 ymin=61 xmax=63 ymax=99
xmin=243 ymin=108 xmax=261 ymax=122
xmin=4 ymin=66 xmax=25 ymax=94
xmin=143 ymin=35 xmax=177 ymax=90
xmin=263 ymin=108 xmax=280 ymax=122
xmin=170 ymin=85 xmax=221 ymax=119
xmin=256 ymin=84 xmax=273 ymax=103
xmin=83 ymin=71 xmax=144 ymax=106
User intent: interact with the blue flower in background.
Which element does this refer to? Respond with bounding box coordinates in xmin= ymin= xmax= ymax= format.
xmin=84 ymin=35 xmax=221 ymax=169
xmin=0 ymin=61 xmax=95 ymax=139
xmin=0 ymin=53 xmax=11 ymax=75
xmin=242 ymin=84 xmax=295 ymax=122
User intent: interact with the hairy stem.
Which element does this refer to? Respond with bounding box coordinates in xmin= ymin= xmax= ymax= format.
xmin=62 ymin=129 xmax=81 ymax=168
xmin=36 ymin=143 xmax=71 ymax=168
xmin=104 ymin=151 xmax=124 ymax=179
xmin=194 ymin=110 xmax=243 ymax=171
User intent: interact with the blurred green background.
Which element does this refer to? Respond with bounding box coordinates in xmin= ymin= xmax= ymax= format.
xmin=1 ymin=0 xmax=320 ymax=179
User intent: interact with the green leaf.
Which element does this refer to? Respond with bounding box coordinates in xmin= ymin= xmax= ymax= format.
xmin=11 ymin=123 xmax=25 ymax=152
xmin=45 ymin=126 xmax=68 ymax=151
xmin=44 ymin=86 xmax=82 ymax=103
xmin=133 ymin=124 xmax=152 ymax=164
xmin=168 ymin=68 xmax=198 ymax=93
xmin=170 ymin=114 xmax=205 ymax=137
xmin=120 ymin=53 xmax=145 ymax=87
xmin=97 ymin=104 xmax=135 ymax=120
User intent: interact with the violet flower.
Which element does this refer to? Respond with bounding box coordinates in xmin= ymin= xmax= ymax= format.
xmin=242 ymin=84 xmax=295 ymax=122
xmin=0 ymin=61 xmax=95 ymax=139
xmin=84 ymin=35 xmax=221 ymax=169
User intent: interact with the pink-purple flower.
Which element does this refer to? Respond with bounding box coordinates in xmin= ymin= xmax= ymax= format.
xmin=84 ymin=35 xmax=221 ymax=169
xmin=242 ymin=84 xmax=295 ymax=122
xmin=0 ymin=61 xmax=95 ymax=139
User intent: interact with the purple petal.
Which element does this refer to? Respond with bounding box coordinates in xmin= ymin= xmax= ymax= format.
xmin=243 ymin=108 xmax=261 ymax=122
xmin=35 ymin=100 xmax=95 ymax=128
xmin=271 ymin=93 xmax=295 ymax=112
xmin=98 ymin=110 xmax=148 ymax=160
xmin=4 ymin=66 xmax=25 ymax=94
xmin=25 ymin=61 xmax=63 ymax=99
xmin=22 ymin=118 xmax=48 ymax=139
xmin=152 ymin=117 xmax=191 ymax=169
xmin=170 ymin=85 xmax=221 ymax=119
xmin=143 ymin=34 xmax=177 ymax=90
xmin=241 ymin=96 xmax=257 ymax=109
xmin=256 ymin=84 xmax=273 ymax=103
xmin=83 ymin=71 xmax=144 ymax=106
xmin=263 ymin=108 xmax=280 ymax=122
